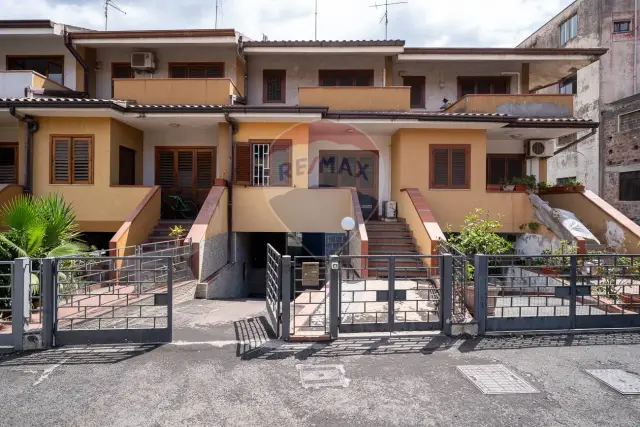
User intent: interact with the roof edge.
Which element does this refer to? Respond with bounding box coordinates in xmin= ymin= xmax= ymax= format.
xmin=71 ymin=28 xmax=237 ymax=39
xmin=0 ymin=20 xmax=53 ymax=29
xmin=402 ymin=47 xmax=607 ymax=56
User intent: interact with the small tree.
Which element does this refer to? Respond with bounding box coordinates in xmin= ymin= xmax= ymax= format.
xmin=443 ymin=208 xmax=513 ymax=256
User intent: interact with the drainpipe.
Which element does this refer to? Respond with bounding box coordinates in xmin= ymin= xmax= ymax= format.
xmin=224 ymin=113 xmax=239 ymax=263
xmin=63 ymin=31 xmax=89 ymax=95
xmin=9 ymin=108 xmax=39 ymax=194
xmin=635 ymin=0 xmax=638 ymax=94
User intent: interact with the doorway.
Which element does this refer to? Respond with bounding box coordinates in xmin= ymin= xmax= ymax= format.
xmin=319 ymin=150 xmax=379 ymax=219
xmin=118 ymin=146 xmax=136 ymax=185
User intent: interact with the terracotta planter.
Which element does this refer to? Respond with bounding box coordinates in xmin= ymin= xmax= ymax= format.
xmin=514 ymin=184 xmax=528 ymax=192
xmin=540 ymin=267 xmax=566 ymax=277
xmin=486 ymin=184 xmax=502 ymax=192
xmin=538 ymin=185 xmax=585 ymax=195
xmin=465 ymin=283 xmax=499 ymax=317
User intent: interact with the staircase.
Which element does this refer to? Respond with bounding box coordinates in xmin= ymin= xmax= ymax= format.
xmin=143 ymin=219 xmax=195 ymax=253
xmin=365 ymin=218 xmax=424 ymax=278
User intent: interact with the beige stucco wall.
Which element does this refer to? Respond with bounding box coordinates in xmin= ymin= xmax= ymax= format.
xmin=110 ymin=119 xmax=144 ymax=185
xmin=233 ymin=187 xmax=351 ymax=232
xmin=298 ymin=87 xmax=411 ymax=112
xmin=113 ymin=78 xmax=239 ymax=105
xmin=32 ymin=117 xmax=152 ymax=231
xmin=390 ymin=128 xmax=535 ymax=233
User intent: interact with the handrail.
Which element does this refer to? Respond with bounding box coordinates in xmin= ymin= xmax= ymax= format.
xmin=401 ymin=188 xmax=446 ymax=256
xmin=349 ymin=188 xmax=368 ymax=278
xmin=109 ymin=186 xmax=161 ymax=254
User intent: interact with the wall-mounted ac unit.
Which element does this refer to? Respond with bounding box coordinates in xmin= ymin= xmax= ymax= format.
xmin=527 ymin=140 xmax=554 ymax=158
xmin=130 ymin=52 xmax=155 ymax=70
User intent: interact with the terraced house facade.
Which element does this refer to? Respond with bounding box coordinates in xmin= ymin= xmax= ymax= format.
xmin=1 ymin=19 xmax=638 ymax=299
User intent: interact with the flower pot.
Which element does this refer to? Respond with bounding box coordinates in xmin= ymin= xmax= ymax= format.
xmin=501 ymin=185 xmax=515 ymax=192
xmin=465 ymin=283 xmax=499 ymax=317
xmin=514 ymin=184 xmax=527 ymax=192
xmin=486 ymin=184 xmax=502 ymax=192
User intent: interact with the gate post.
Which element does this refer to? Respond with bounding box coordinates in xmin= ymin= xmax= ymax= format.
xmin=569 ymin=255 xmax=577 ymax=330
xmin=12 ymin=258 xmax=29 ymax=351
xmin=41 ymin=258 xmax=56 ymax=349
xmin=441 ymin=255 xmax=453 ymax=336
xmin=281 ymin=256 xmax=292 ymax=341
xmin=166 ymin=256 xmax=173 ymax=343
xmin=329 ymin=255 xmax=340 ymax=339
xmin=388 ymin=256 xmax=395 ymax=332
xmin=474 ymin=255 xmax=488 ymax=335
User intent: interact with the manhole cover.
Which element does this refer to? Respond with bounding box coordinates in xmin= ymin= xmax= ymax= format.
xmin=457 ymin=365 xmax=539 ymax=394
xmin=585 ymin=369 xmax=640 ymax=395
xmin=296 ymin=364 xmax=349 ymax=389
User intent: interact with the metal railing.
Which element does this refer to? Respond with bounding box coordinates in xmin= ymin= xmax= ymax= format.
xmin=291 ymin=255 xmax=329 ymax=337
xmin=0 ymin=261 xmax=13 ymax=333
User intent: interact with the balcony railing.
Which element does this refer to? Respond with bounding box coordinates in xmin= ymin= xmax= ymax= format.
xmin=446 ymin=94 xmax=574 ymax=117
xmin=113 ymin=78 xmax=241 ymax=105
xmin=0 ymin=71 xmax=68 ymax=98
xmin=298 ymin=86 xmax=411 ymax=112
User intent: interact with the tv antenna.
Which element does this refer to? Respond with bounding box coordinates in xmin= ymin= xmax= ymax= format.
xmin=370 ymin=0 xmax=407 ymax=40
xmin=104 ymin=0 xmax=126 ymax=31
xmin=214 ymin=0 xmax=221 ymax=29
xmin=314 ymin=0 xmax=318 ymax=40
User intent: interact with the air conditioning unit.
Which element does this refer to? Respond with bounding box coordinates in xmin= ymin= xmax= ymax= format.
xmin=130 ymin=52 xmax=155 ymax=70
xmin=527 ymin=140 xmax=554 ymax=158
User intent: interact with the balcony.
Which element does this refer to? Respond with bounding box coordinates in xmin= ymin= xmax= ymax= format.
xmin=113 ymin=78 xmax=241 ymax=105
xmin=0 ymin=71 xmax=68 ymax=98
xmin=446 ymin=94 xmax=574 ymax=117
xmin=298 ymin=86 xmax=411 ymax=112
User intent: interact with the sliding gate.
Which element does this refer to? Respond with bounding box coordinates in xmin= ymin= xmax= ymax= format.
xmin=336 ymin=255 xmax=452 ymax=333
xmin=266 ymin=244 xmax=282 ymax=337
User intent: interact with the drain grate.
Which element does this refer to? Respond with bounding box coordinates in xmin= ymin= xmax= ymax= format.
xmin=457 ymin=365 xmax=539 ymax=394
xmin=585 ymin=369 xmax=640 ymax=395
xmin=296 ymin=364 xmax=349 ymax=389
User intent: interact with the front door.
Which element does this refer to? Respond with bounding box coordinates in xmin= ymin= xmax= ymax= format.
xmin=155 ymin=147 xmax=216 ymax=211
xmin=118 ymin=146 xmax=136 ymax=185
xmin=319 ymin=150 xmax=379 ymax=219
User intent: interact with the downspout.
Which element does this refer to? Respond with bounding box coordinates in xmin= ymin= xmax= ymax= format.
xmin=224 ymin=113 xmax=239 ymax=263
xmin=635 ymin=0 xmax=638 ymax=94
xmin=9 ymin=108 xmax=39 ymax=194
xmin=63 ymin=31 xmax=89 ymax=95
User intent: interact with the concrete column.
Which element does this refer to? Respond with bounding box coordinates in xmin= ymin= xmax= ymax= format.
xmin=384 ymin=56 xmax=394 ymax=87
xmin=521 ymin=63 xmax=530 ymax=94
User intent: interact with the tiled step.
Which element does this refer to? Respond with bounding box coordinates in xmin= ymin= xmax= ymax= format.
xmin=369 ymin=242 xmax=417 ymax=251
xmin=369 ymin=249 xmax=419 ymax=255
xmin=366 ymin=225 xmax=409 ymax=232
xmin=369 ymin=259 xmax=422 ymax=268
xmin=367 ymin=236 xmax=414 ymax=244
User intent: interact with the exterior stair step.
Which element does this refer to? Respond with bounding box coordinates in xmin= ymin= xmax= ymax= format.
xmin=367 ymin=236 xmax=414 ymax=244
xmin=369 ymin=249 xmax=419 ymax=255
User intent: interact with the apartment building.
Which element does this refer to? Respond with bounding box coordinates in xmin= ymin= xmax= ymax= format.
xmin=2 ymin=18 xmax=633 ymax=298
xmin=518 ymin=0 xmax=640 ymax=221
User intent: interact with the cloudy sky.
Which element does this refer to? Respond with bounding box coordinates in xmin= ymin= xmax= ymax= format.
xmin=1 ymin=0 xmax=574 ymax=46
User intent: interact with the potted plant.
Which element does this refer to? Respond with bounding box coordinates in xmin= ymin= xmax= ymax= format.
xmin=539 ymin=240 xmax=576 ymax=276
xmin=538 ymin=178 xmax=585 ymax=194
xmin=511 ymin=175 xmax=537 ymax=192
xmin=500 ymin=178 xmax=515 ymax=192
xmin=519 ymin=221 xmax=541 ymax=233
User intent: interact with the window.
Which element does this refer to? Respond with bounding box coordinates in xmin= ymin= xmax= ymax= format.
xmin=319 ymin=70 xmax=374 ymax=87
xmin=620 ymin=171 xmax=640 ymax=201
xmin=263 ymin=70 xmax=286 ymax=103
xmin=560 ymin=75 xmax=577 ymax=95
xmin=7 ymin=56 xmax=64 ymax=84
xmin=486 ymin=155 xmax=525 ymax=185
xmin=51 ymin=136 xmax=93 ymax=184
xmin=457 ymin=77 xmax=510 ymax=98
xmin=619 ymin=110 xmax=640 ymax=132
xmin=560 ymin=14 xmax=578 ymax=45
xmin=155 ymin=147 xmax=216 ymax=206
xmin=169 ymin=63 xmax=224 ymax=78
xmin=111 ymin=63 xmax=133 ymax=97
xmin=614 ymin=20 xmax=631 ymax=33
xmin=430 ymin=145 xmax=470 ymax=189
xmin=403 ymin=76 xmax=425 ymax=108
xmin=234 ymin=140 xmax=292 ymax=186
xmin=0 ymin=143 xmax=18 ymax=184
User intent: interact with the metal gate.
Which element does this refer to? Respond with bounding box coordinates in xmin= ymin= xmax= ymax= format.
xmin=477 ymin=254 xmax=640 ymax=333
xmin=51 ymin=256 xmax=173 ymax=346
xmin=291 ymin=255 xmax=330 ymax=338
xmin=335 ymin=255 xmax=452 ymax=333
xmin=266 ymin=244 xmax=282 ymax=337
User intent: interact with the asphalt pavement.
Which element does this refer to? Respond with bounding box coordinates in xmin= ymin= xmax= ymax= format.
xmin=0 ymin=298 xmax=639 ymax=427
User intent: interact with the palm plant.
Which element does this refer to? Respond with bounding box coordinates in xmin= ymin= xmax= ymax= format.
xmin=0 ymin=193 xmax=87 ymax=259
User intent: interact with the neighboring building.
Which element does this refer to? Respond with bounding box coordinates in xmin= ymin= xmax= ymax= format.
xmin=518 ymin=0 xmax=640 ymax=220
xmin=4 ymin=18 xmax=635 ymax=299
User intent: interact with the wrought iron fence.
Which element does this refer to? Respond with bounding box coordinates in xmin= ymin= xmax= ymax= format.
xmin=55 ymin=256 xmax=172 ymax=332
xmin=0 ymin=261 xmax=13 ymax=334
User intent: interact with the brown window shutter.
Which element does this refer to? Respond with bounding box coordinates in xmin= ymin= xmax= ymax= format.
xmin=432 ymin=148 xmax=449 ymax=188
xmin=234 ymin=142 xmax=251 ymax=185
xmin=157 ymin=150 xmax=175 ymax=188
xmin=72 ymin=138 xmax=92 ymax=184
xmin=52 ymin=138 xmax=70 ymax=184
xmin=0 ymin=145 xmax=17 ymax=184
xmin=271 ymin=140 xmax=292 ymax=186
xmin=196 ymin=150 xmax=215 ymax=188
xmin=451 ymin=148 xmax=468 ymax=187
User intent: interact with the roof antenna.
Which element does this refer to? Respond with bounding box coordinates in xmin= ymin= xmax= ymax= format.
xmin=315 ymin=0 xmax=318 ymax=40
xmin=215 ymin=0 xmax=220 ymax=29
xmin=104 ymin=0 xmax=126 ymax=31
xmin=370 ymin=0 xmax=408 ymax=40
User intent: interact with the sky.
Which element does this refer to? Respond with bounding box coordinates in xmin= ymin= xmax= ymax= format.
xmin=1 ymin=0 xmax=576 ymax=47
